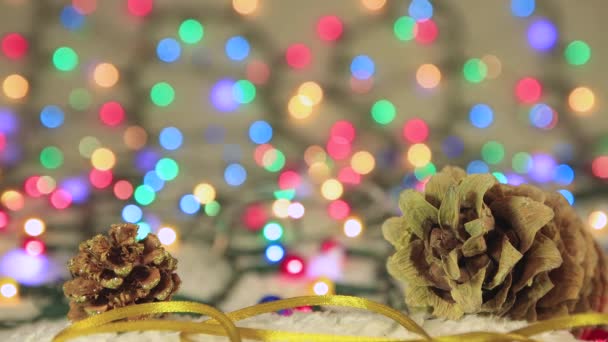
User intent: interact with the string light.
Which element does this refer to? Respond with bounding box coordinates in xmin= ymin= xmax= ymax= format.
xmin=565 ymin=40 xmax=591 ymax=66
xmin=272 ymin=199 xmax=291 ymax=218
xmin=225 ymin=36 xmax=250 ymax=61
xmin=328 ymin=200 xmax=350 ymax=220
xmin=298 ymin=82 xmax=323 ymax=105
xmin=24 ymin=239 xmax=45 ymax=256
xmin=592 ymin=156 xmax=608 ymax=179
xmin=588 ymin=211 xmax=607 ymax=230
xmin=179 ymin=194 xmax=200 ymax=215
xmin=265 ymin=244 xmax=285 ymax=263
xmin=281 ymin=255 xmax=306 ymax=276
xmin=414 ymin=19 xmax=438 ymax=44
xmin=156 ymin=38 xmax=181 ymax=63
xmin=89 ymin=169 xmax=113 ymax=189
xmin=469 ymin=104 xmax=493 ymax=128
xmin=402 ymin=118 xmax=429 ymax=143
xmin=463 ymin=58 xmax=487 ymax=83
xmin=515 ymin=77 xmax=542 ymax=104
xmin=150 ymin=82 xmax=175 ymax=107
xmin=394 ymin=16 xmax=416 ymax=41
xmin=527 ymin=18 xmax=558 ymax=52
xmin=481 ymin=141 xmax=505 ymax=165
xmin=113 ymin=180 xmax=133 ymax=200
xmin=40 ymin=105 xmax=65 ymax=129
xmin=350 ymin=55 xmax=375 ymax=80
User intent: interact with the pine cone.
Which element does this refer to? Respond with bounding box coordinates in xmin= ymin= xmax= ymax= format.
xmin=383 ymin=166 xmax=608 ymax=321
xmin=63 ymin=223 xmax=181 ymax=321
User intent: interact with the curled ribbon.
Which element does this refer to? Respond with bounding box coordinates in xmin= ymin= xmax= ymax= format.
xmin=52 ymin=295 xmax=608 ymax=342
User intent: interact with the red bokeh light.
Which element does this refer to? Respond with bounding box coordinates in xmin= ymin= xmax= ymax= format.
xmin=50 ymin=189 xmax=72 ymax=209
xmin=89 ymin=169 xmax=113 ymax=189
xmin=1 ymin=33 xmax=28 ymax=60
xmin=350 ymin=76 xmax=374 ymax=94
xmin=99 ymin=101 xmax=125 ymax=127
xmin=0 ymin=133 xmax=6 ymax=152
xmin=515 ymin=77 xmax=542 ymax=104
xmin=330 ymin=120 xmax=356 ymax=143
xmin=327 ymin=199 xmax=350 ymax=220
xmin=402 ymin=118 xmax=429 ymax=143
xmin=127 ymin=0 xmax=153 ymax=17
xmin=414 ymin=20 xmax=438 ymax=45
xmin=72 ymin=0 xmax=97 ymax=14
xmin=278 ymin=170 xmax=301 ymax=189
xmin=338 ymin=167 xmax=361 ymax=185
xmin=246 ymin=60 xmax=270 ymax=85
xmin=592 ymin=156 xmax=608 ymax=179
xmin=285 ymin=43 xmax=312 ymax=69
xmin=241 ymin=203 xmax=267 ymax=231
xmin=254 ymin=144 xmax=273 ymax=166
xmin=113 ymin=180 xmax=134 ymax=200
xmin=281 ymin=255 xmax=306 ymax=276
xmin=24 ymin=239 xmax=46 ymax=256
xmin=0 ymin=211 xmax=8 ymax=229
xmin=326 ymin=136 xmax=351 ymax=160
xmin=317 ymin=15 xmax=343 ymax=42
xmin=24 ymin=175 xmax=42 ymax=197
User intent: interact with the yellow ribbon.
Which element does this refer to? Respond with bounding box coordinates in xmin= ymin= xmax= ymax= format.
xmin=52 ymin=295 xmax=608 ymax=342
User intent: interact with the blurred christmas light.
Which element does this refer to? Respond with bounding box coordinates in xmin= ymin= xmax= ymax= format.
xmin=414 ymin=19 xmax=438 ymax=44
xmin=124 ymin=126 xmax=148 ymax=150
xmin=351 ymin=151 xmax=375 ymax=175
xmin=24 ymin=239 xmax=45 ymax=256
xmin=343 ymin=217 xmax=363 ymax=238
xmin=193 ymin=183 xmax=216 ymax=204
xmin=515 ymin=77 xmax=542 ymax=104
xmin=178 ymin=19 xmax=204 ymax=44
xmin=158 ymin=226 xmax=177 ymax=246
xmin=416 ymin=64 xmax=441 ymax=89
xmin=37 ymin=176 xmax=57 ymax=195
xmin=0 ymin=277 xmax=18 ymax=300
xmin=232 ymin=79 xmax=256 ymax=104
xmin=127 ymin=0 xmax=153 ymax=17
xmin=204 ymin=201 xmax=221 ymax=217
xmin=225 ymin=36 xmax=250 ymax=61
xmin=287 ymin=202 xmax=305 ymax=219
xmin=179 ymin=194 xmax=200 ymax=215
xmin=122 ymin=204 xmax=142 ymax=223
xmin=1 ymin=33 xmax=28 ymax=59
xmin=529 ymin=103 xmax=556 ymax=129
xmin=79 ymin=136 xmax=101 ymax=158
xmin=72 ymin=0 xmax=97 ymax=14
xmin=558 ymin=189 xmax=575 ymax=205
xmin=481 ymin=54 xmax=502 ymax=79
xmin=321 ymin=179 xmax=343 ymax=200
xmin=272 ymin=199 xmax=291 ymax=218
xmin=469 ymin=103 xmax=493 ymax=128
xmin=527 ymin=18 xmax=558 ymax=52
xmin=298 ymin=81 xmax=323 ymax=105
xmin=409 ymin=0 xmax=433 ymax=20
xmin=156 ymin=38 xmax=181 ymax=63
xmin=24 ymin=218 xmax=45 ymax=237
xmin=159 ymin=126 xmax=183 ymax=151
xmin=136 ymin=222 xmax=151 ymax=240
xmin=467 ymin=160 xmax=489 ymax=174
xmin=93 ymin=62 xmax=119 ymax=87
xmin=403 ymin=118 xmax=429 ymax=143
xmin=415 ymin=162 xmax=436 ymax=181
xmin=568 ymin=86 xmax=595 ymax=114
xmin=89 ymin=169 xmax=113 ymax=189
xmin=554 ymin=164 xmax=574 ymax=185
xmin=463 ymin=58 xmax=487 ymax=83
xmin=328 ymin=199 xmax=350 ymax=220
xmin=312 ymin=277 xmax=334 ymax=295
xmin=52 ymin=47 xmax=78 ymax=71
xmin=155 ymin=158 xmax=179 ymax=181
xmin=262 ymin=148 xmax=286 ymax=172
xmin=3 ymin=74 xmax=29 ymax=100
xmin=371 ymin=99 xmax=396 ymax=125
xmin=317 ymin=15 xmax=343 ymax=42
xmin=150 ymin=82 xmax=175 ymax=107
xmin=69 ymin=88 xmax=91 ymax=110
xmin=210 ymin=79 xmax=239 ymax=112
xmin=50 ymin=189 xmax=72 ymax=209
xmin=143 ymin=170 xmax=165 ymax=191
xmin=407 ymin=144 xmax=431 ymax=167
xmin=0 ymin=212 xmax=8 ymax=230
xmin=529 ymin=153 xmax=557 ymax=183
xmin=511 ymin=0 xmax=535 ymax=17
xmin=588 ymin=211 xmax=607 ymax=230
xmin=265 ymin=244 xmax=285 ymax=263
xmin=394 ymin=16 xmax=416 ymax=41
xmin=263 ymin=222 xmax=283 ymax=241
xmin=134 ymin=184 xmax=155 ymax=205
xmin=512 ymin=152 xmax=533 ymax=174
xmin=233 ymin=0 xmax=259 ymax=15
xmin=61 ymin=177 xmax=89 ymax=204
xmin=286 ymin=43 xmax=312 ymax=69
xmin=351 ymin=55 xmax=375 ymax=80
xmin=308 ymin=162 xmax=331 ymax=181
xmin=99 ymin=101 xmax=125 ymax=127
xmin=0 ymin=249 xmax=49 ymax=285
xmin=224 ymin=163 xmax=247 ymax=186
xmin=246 ymin=60 xmax=270 ymax=85
xmin=40 ymin=105 xmax=64 ymax=129
xmin=592 ymin=156 xmax=608 ymax=179
xmin=281 ymin=255 xmax=305 ymax=276
xmin=565 ymin=40 xmax=591 ymax=66
xmin=91 ymin=148 xmax=116 ymax=170
xmin=481 ymin=141 xmax=505 ymax=165
xmin=361 ymin=0 xmax=386 ymax=11
xmin=113 ymin=180 xmax=133 ymax=200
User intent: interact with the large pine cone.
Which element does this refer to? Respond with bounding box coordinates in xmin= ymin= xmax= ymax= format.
xmin=63 ymin=223 xmax=181 ymax=321
xmin=383 ymin=166 xmax=608 ymax=321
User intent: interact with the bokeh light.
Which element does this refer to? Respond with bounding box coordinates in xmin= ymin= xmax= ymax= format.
xmin=52 ymin=47 xmax=78 ymax=71
xmin=568 ymin=86 xmax=595 ymax=114
xmin=210 ymin=79 xmax=239 ymax=112
xmin=91 ymin=148 xmax=116 ymax=170
xmin=179 ymin=194 xmax=200 ymax=215
xmin=407 ymin=144 xmax=431 ymax=167
xmin=317 ymin=15 xmax=343 ymax=42
xmin=394 ymin=16 xmax=416 ymax=41
xmin=93 ymin=62 xmax=119 ymax=87
xmin=469 ymin=103 xmax=493 ymax=128
xmin=156 ymin=38 xmax=181 ymax=63
xmin=3 ymin=74 xmax=28 ymax=100
xmin=402 ymin=118 xmax=429 ymax=143
xmin=286 ymin=43 xmax=312 ymax=69
xmin=416 ymin=64 xmax=441 ymax=89
xmin=158 ymin=226 xmax=177 ymax=246
xmin=351 ymin=55 xmax=375 ymax=80
xmin=233 ymin=0 xmax=259 ymax=15
xmin=463 ymin=58 xmax=487 ymax=83
xmin=414 ymin=19 xmax=438 ymax=44
xmin=193 ymin=183 xmax=216 ymax=204
xmin=224 ymin=163 xmax=247 ymax=186
xmin=249 ymin=120 xmax=273 ymax=144
xmin=99 ymin=101 xmax=125 ymax=127
xmin=565 ymin=40 xmax=591 ymax=66
xmin=527 ymin=18 xmax=558 ymax=52
xmin=511 ymin=0 xmax=535 ymax=17
xmin=24 ymin=218 xmax=45 ymax=237
xmin=361 ymin=0 xmax=386 ymax=11
xmin=1 ymin=33 xmax=28 ymax=59
xmin=588 ymin=211 xmax=607 ymax=230
xmin=481 ymin=141 xmax=505 ymax=165
xmin=351 ymin=151 xmax=375 ymax=175
xmin=343 ymin=217 xmax=363 ymax=238
xmin=409 ymin=0 xmax=433 ymax=21
xmin=127 ymin=0 xmax=153 ymax=17
xmin=592 ymin=156 xmax=608 ymax=179
xmin=226 ymin=36 xmax=250 ymax=61
xmin=371 ymin=99 xmax=395 ymax=125
xmin=515 ymin=77 xmax=542 ymax=104
xmin=159 ymin=127 xmax=183 ymax=150
xmin=321 ymin=179 xmax=343 ymax=200
xmin=40 ymin=105 xmax=64 ymax=129
xmin=40 ymin=146 xmax=63 ymax=169
xmin=178 ymin=19 xmax=204 ymax=44
xmin=150 ymin=82 xmax=175 ymax=107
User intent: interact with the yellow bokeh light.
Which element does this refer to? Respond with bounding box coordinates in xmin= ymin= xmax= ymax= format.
xmin=351 ymin=151 xmax=375 ymax=175
xmin=37 ymin=176 xmax=56 ymax=195
xmin=312 ymin=277 xmax=334 ymax=295
xmin=233 ymin=0 xmax=258 ymax=15
xmin=298 ymin=82 xmax=323 ymax=106
xmin=416 ymin=64 xmax=441 ymax=89
xmin=91 ymin=147 xmax=116 ymax=170
xmin=589 ymin=211 xmax=607 ymax=230
xmin=308 ymin=162 xmax=331 ymax=182
xmin=361 ymin=0 xmax=386 ymax=11
xmin=0 ymin=278 xmax=19 ymax=299
xmin=304 ymin=145 xmax=326 ymax=165
xmin=288 ymin=95 xmax=313 ymax=119
xmin=482 ymin=54 xmax=502 ymax=79
xmin=2 ymin=74 xmax=29 ymax=99
xmin=123 ymin=126 xmax=148 ymax=150
xmin=272 ymin=199 xmax=291 ymax=218
xmin=407 ymin=143 xmax=432 ymax=167
xmin=193 ymin=183 xmax=216 ymax=204
xmin=24 ymin=218 xmax=45 ymax=237
xmin=568 ymin=87 xmax=595 ymax=114
xmin=321 ymin=178 xmax=343 ymax=200
xmin=93 ymin=62 xmax=119 ymax=88
xmin=1 ymin=190 xmax=24 ymax=211
xmin=343 ymin=217 xmax=364 ymax=238
xmin=158 ymin=226 xmax=178 ymax=246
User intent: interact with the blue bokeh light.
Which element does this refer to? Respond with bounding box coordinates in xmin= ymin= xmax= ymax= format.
xmin=441 ymin=135 xmax=464 ymax=158
xmin=210 ymin=79 xmax=239 ymax=112
xmin=350 ymin=55 xmax=375 ymax=80
xmin=122 ymin=204 xmax=143 ymax=223
xmin=469 ymin=104 xmax=493 ymax=128
xmin=248 ymin=120 xmax=273 ymax=144
xmin=60 ymin=5 xmax=85 ymax=31
xmin=179 ymin=194 xmax=200 ymax=215
xmin=224 ymin=163 xmax=247 ymax=186
xmin=225 ymin=36 xmax=250 ymax=61
xmin=40 ymin=105 xmax=65 ymax=128
xmin=408 ymin=0 xmax=433 ymax=21
xmin=511 ymin=0 xmax=535 ymax=17
xmin=60 ymin=177 xmax=90 ymax=204
xmin=143 ymin=170 xmax=165 ymax=191
xmin=527 ymin=18 xmax=558 ymax=51
xmin=0 ymin=249 xmax=50 ymax=285
xmin=529 ymin=103 xmax=554 ymax=129
xmin=159 ymin=126 xmax=183 ymax=150
xmin=506 ymin=173 xmax=527 ymax=186
xmin=529 ymin=153 xmax=557 ymax=183
xmin=134 ymin=148 xmax=161 ymax=172
xmin=558 ymin=189 xmax=575 ymax=205
xmin=554 ymin=164 xmax=574 ymax=185
xmin=265 ymin=244 xmax=285 ymax=263
xmin=156 ymin=38 xmax=182 ymax=63
xmin=136 ymin=222 xmax=151 ymax=241
xmin=467 ymin=160 xmax=489 ymax=174
xmin=0 ymin=108 xmax=19 ymax=135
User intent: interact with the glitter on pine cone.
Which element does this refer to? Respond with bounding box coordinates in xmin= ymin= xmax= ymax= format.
xmin=63 ymin=223 xmax=181 ymax=321
xmin=383 ymin=166 xmax=608 ymax=321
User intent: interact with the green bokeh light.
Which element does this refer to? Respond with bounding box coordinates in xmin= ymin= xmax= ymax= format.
xmin=463 ymin=58 xmax=487 ymax=83
xmin=150 ymin=82 xmax=175 ymax=107
xmin=274 ymin=189 xmax=296 ymax=200
xmin=233 ymin=80 xmax=256 ymax=104
xmin=512 ymin=152 xmax=533 ymax=173
xmin=155 ymin=158 xmax=179 ymax=181
xmin=595 ymin=136 xmax=608 ymax=156
xmin=178 ymin=19 xmax=204 ymax=44
xmin=134 ymin=185 xmax=156 ymax=206
xmin=394 ymin=16 xmax=416 ymax=41
xmin=40 ymin=146 xmax=64 ymax=169
xmin=414 ymin=162 xmax=436 ymax=181
xmin=69 ymin=88 xmax=91 ymax=111
xmin=53 ymin=47 xmax=79 ymax=72
xmin=265 ymin=149 xmax=285 ymax=172
xmin=205 ymin=201 xmax=221 ymax=216
xmin=492 ymin=172 xmax=508 ymax=184
xmin=371 ymin=99 xmax=396 ymax=125
xmin=564 ymin=40 xmax=591 ymax=66
xmin=136 ymin=222 xmax=151 ymax=241
xmin=481 ymin=141 xmax=504 ymax=165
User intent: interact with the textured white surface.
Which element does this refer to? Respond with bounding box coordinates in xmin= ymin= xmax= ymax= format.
xmin=0 ymin=311 xmax=578 ymax=341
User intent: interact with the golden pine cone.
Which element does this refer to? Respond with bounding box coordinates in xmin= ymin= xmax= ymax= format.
xmin=63 ymin=223 xmax=181 ymax=321
xmin=383 ymin=166 xmax=608 ymax=321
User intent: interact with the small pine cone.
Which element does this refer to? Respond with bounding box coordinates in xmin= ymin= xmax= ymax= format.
xmin=63 ymin=223 xmax=181 ymax=321
xmin=383 ymin=166 xmax=608 ymax=321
